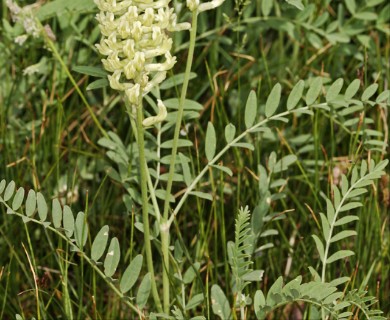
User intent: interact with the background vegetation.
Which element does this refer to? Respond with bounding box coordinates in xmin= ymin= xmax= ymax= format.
xmin=0 ymin=0 xmax=388 ymax=319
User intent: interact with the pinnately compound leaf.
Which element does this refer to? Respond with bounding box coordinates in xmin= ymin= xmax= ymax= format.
xmin=306 ymin=77 xmax=322 ymax=105
xmin=12 ymin=188 xmax=25 ymax=211
xmin=287 ymin=80 xmax=304 ymax=110
xmin=104 ymin=237 xmax=120 ymax=277
xmin=74 ymin=212 xmax=88 ymax=248
xmin=136 ymin=273 xmax=151 ymax=309
xmin=225 ymin=124 xmax=236 ymax=143
xmin=120 ymin=255 xmax=143 ymax=294
xmin=344 ymin=79 xmax=361 ymax=100
xmin=205 ymin=122 xmax=216 ymax=162
xmin=265 ymin=83 xmax=281 ymax=118
xmin=36 ymin=192 xmax=48 ymax=221
xmin=91 ymin=225 xmax=110 ymax=262
xmin=25 ymin=190 xmax=37 ymax=217
xmin=63 ymin=205 xmax=75 ymax=238
xmin=211 ymin=284 xmax=231 ymax=320
xmin=4 ymin=181 xmax=16 ymax=202
xmin=52 ymin=199 xmax=62 ymax=228
xmin=245 ymin=90 xmax=257 ymax=128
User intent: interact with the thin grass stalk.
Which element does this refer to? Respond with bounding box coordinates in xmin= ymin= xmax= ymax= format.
xmin=134 ymin=94 xmax=163 ymax=312
xmin=161 ymin=10 xmax=199 ymax=313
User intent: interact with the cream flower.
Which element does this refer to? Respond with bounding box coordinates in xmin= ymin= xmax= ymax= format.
xmin=95 ymin=0 xmax=190 ymax=125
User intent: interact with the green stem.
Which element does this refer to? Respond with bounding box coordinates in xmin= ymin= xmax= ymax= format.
xmin=168 ymin=106 xmax=316 ymax=226
xmin=0 ymin=203 xmax=139 ymax=313
xmin=161 ymin=10 xmax=198 ymax=314
xmin=134 ymin=98 xmax=163 ymax=312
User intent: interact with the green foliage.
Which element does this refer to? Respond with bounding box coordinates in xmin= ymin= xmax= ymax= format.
xmin=1 ymin=0 xmax=389 ymax=318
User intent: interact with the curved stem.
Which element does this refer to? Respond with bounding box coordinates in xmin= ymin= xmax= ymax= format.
xmin=320 ymin=175 xmax=366 ymax=283
xmin=134 ymin=98 xmax=163 ymax=312
xmin=161 ymin=10 xmax=199 ymax=314
xmin=0 ymin=202 xmax=140 ymax=313
xmin=168 ymin=106 xmax=312 ymax=227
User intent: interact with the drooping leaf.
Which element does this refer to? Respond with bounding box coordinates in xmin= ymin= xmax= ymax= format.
xmin=327 ymin=250 xmax=354 ymax=264
xmin=179 ymin=153 xmax=193 ymax=187
xmin=205 ymin=122 xmax=216 ymax=161
xmin=4 ymin=181 xmax=15 ymax=202
xmin=91 ymin=225 xmax=110 ymax=262
xmin=136 ymin=273 xmax=151 ymax=309
xmin=186 ymin=293 xmax=204 ymax=310
xmin=189 ymin=191 xmax=213 ymax=201
xmin=306 ymin=78 xmax=322 ymax=105
xmin=341 ymin=174 xmax=349 ymax=196
xmin=232 ymin=142 xmax=254 ymax=150
xmin=326 ymin=78 xmax=344 ymax=102
xmin=75 ymin=212 xmax=88 ymax=248
xmin=312 ymin=235 xmax=325 ymax=262
xmin=210 ymin=164 xmax=233 ymax=177
xmin=87 ymin=78 xmax=109 ymax=91
xmin=63 ymin=205 xmax=75 ymax=238
xmin=52 ymin=199 xmax=62 ymax=228
xmin=344 ymin=79 xmax=361 ymax=100
xmin=36 ymin=192 xmax=48 ymax=221
xmin=320 ymin=212 xmax=330 ymax=240
xmin=376 ymin=90 xmax=390 ymax=103
xmin=25 ymin=190 xmax=37 ymax=217
xmin=120 ymin=255 xmax=143 ymax=294
xmin=261 ymin=0 xmax=273 ymax=16
xmin=211 ymin=284 xmax=231 ymax=320
xmin=183 ymin=262 xmax=200 ymax=284
xmin=104 ymin=237 xmax=121 ymax=278
xmin=286 ymin=0 xmax=304 ymax=10
xmin=72 ymin=65 xmax=107 ymax=78
xmin=326 ymin=198 xmax=335 ymax=223
xmin=254 ymin=290 xmax=266 ymax=319
xmin=287 ymin=80 xmax=305 ymax=110
xmin=160 ymin=139 xmax=193 ymax=149
xmin=225 ymin=123 xmax=236 ymax=143
xmin=12 ymin=188 xmax=25 ymax=211
xmin=265 ymin=83 xmax=281 ymax=118
xmin=339 ymin=202 xmax=363 ymax=212
xmin=361 ymin=83 xmax=378 ymax=101
xmin=159 ymin=72 xmax=197 ymax=90
xmin=245 ymin=90 xmax=257 ymax=128
xmin=345 ymin=0 xmax=356 ymax=14
xmin=242 ymin=270 xmax=264 ymax=281
xmin=334 ymin=215 xmax=359 ymax=226
xmin=330 ymin=230 xmax=357 ymax=243
xmin=0 ymin=180 xmax=6 ymax=194
xmin=272 ymin=155 xmax=297 ymax=173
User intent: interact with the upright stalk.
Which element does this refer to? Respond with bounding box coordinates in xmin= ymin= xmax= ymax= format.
xmin=134 ymin=97 xmax=163 ymax=312
xmin=161 ymin=11 xmax=199 ymax=314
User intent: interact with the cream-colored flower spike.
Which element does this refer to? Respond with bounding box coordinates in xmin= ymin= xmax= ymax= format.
xmin=95 ymin=0 xmax=190 ymax=126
